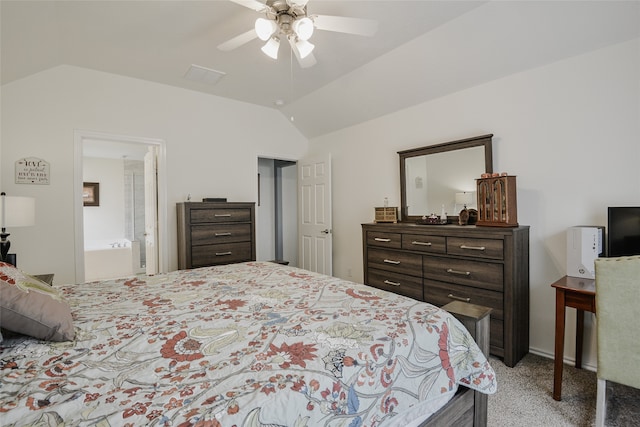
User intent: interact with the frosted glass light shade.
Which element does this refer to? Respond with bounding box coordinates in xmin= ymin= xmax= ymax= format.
xmin=295 ymin=39 xmax=315 ymax=59
xmin=1 ymin=196 xmax=35 ymax=228
xmin=293 ymin=17 xmax=314 ymax=40
xmin=255 ymin=18 xmax=277 ymax=41
xmin=261 ymin=37 xmax=280 ymax=59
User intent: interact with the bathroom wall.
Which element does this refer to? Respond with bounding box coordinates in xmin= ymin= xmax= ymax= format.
xmin=83 ymin=157 xmax=125 ymax=241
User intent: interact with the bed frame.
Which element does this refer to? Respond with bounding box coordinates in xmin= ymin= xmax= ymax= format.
xmin=420 ymin=301 xmax=492 ymax=427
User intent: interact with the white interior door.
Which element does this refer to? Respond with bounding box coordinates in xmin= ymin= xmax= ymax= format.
xmin=144 ymin=147 xmax=158 ymax=275
xmin=298 ymin=154 xmax=332 ymax=275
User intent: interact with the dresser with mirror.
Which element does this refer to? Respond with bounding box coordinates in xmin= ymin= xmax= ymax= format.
xmin=362 ymin=134 xmax=530 ymax=367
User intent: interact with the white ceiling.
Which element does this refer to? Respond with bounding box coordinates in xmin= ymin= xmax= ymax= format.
xmin=2 ymin=1 xmax=639 ymax=139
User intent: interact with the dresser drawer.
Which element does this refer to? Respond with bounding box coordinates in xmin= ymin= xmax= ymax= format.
xmin=402 ymin=234 xmax=446 ymax=254
xmin=423 ymin=256 xmax=503 ymax=291
xmin=191 ymin=208 xmax=252 ymax=224
xmin=367 ymin=268 xmax=423 ymax=301
xmin=447 ymin=236 xmax=504 ymax=260
xmin=424 ymin=279 xmax=504 ymax=320
xmin=366 ymin=232 xmax=402 ymax=249
xmin=191 ymin=242 xmax=253 ymax=267
xmin=367 ymin=248 xmax=422 ymax=276
xmin=191 ymin=224 xmax=251 ymax=245
xmin=425 ymin=281 xmax=504 ymax=350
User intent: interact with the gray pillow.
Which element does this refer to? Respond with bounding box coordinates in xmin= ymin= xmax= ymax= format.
xmin=0 ymin=262 xmax=75 ymax=341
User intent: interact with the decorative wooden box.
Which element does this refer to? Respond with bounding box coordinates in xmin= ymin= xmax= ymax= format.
xmin=476 ymin=175 xmax=518 ymax=227
xmin=374 ymin=207 xmax=398 ymax=223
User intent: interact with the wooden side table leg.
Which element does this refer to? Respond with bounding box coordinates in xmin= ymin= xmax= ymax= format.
xmin=553 ymin=288 xmax=566 ymax=401
xmin=575 ymin=309 xmax=585 ymax=369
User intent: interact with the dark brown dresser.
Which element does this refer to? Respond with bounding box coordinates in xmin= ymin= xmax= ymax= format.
xmin=177 ymin=202 xmax=256 ymax=269
xmin=362 ymin=222 xmax=529 ymax=367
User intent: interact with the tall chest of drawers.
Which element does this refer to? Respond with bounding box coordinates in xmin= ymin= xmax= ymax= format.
xmin=362 ymin=222 xmax=529 ymax=367
xmin=177 ymin=202 xmax=256 ymax=269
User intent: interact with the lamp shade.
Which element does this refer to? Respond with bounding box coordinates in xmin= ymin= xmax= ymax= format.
xmin=1 ymin=195 xmax=36 ymax=228
xmin=293 ymin=17 xmax=314 ymax=41
xmin=261 ymin=37 xmax=280 ymax=59
xmin=295 ymin=39 xmax=315 ymax=59
xmin=455 ymin=192 xmax=474 ymax=206
xmin=255 ymin=18 xmax=277 ymax=41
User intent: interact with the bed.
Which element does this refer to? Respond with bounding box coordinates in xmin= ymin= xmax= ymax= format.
xmin=1 ymin=261 xmax=496 ymax=426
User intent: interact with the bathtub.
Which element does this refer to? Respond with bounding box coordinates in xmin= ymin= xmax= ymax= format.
xmin=84 ymin=239 xmax=138 ymax=282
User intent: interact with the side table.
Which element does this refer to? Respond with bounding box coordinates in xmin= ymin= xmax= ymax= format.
xmin=551 ymin=275 xmax=596 ymax=401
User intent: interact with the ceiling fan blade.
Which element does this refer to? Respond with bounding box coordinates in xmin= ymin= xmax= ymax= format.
xmin=288 ymin=37 xmax=316 ymax=68
xmin=217 ymin=29 xmax=258 ymax=51
xmin=312 ymin=15 xmax=378 ymax=37
xmin=229 ymin=0 xmax=267 ymax=12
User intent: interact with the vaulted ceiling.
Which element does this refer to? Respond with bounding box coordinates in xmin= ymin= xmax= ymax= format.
xmin=2 ymin=1 xmax=639 ymax=138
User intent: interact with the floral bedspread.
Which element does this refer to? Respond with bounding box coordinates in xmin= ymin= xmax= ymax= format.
xmin=1 ymin=262 xmax=496 ymax=426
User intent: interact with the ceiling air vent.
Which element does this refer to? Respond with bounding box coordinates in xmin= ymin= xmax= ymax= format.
xmin=184 ymin=64 xmax=226 ymax=86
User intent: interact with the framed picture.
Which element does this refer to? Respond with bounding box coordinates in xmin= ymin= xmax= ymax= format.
xmin=83 ymin=182 xmax=100 ymax=206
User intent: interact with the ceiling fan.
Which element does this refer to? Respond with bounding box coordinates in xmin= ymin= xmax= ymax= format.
xmin=218 ymin=0 xmax=378 ymax=68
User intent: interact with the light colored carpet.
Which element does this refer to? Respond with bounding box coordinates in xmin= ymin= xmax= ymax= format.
xmin=487 ymin=353 xmax=640 ymax=426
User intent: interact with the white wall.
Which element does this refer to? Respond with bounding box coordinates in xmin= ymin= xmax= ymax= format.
xmin=307 ymin=38 xmax=640 ymax=366
xmin=1 ymin=65 xmax=308 ymax=283
xmin=82 ymin=157 xmax=125 ymax=242
xmin=2 ymin=36 xmax=637 ymax=367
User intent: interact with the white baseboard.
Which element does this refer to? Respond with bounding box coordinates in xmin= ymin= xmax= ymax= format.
xmin=528 ymin=346 xmax=597 ymax=372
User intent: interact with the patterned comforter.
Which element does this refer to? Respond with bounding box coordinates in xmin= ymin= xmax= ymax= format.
xmin=1 ymin=261 xmax=496 ymax=426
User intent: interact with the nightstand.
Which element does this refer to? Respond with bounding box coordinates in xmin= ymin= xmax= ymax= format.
xmin=33 ymin=274 xmax=54 ymax=285
xmin=551 ymin=275 xmax=596 ymax=401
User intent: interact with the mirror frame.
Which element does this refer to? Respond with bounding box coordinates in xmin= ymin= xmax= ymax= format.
xmin=399 ymin=134 xmax=493 ymax=222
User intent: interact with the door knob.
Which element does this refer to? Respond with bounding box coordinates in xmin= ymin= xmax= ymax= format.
xmin=321 ymin=229 xmax=331 ymax=234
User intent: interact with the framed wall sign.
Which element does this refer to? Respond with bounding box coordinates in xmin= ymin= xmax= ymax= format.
xmin=83 ymin=182 xmax=100 ymax=207
xmin=15 ymin=157 xmax=50 ymax=185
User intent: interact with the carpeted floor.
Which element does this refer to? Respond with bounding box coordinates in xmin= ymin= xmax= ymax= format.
xmin=487 ymin=353 xmax=640 ymax=426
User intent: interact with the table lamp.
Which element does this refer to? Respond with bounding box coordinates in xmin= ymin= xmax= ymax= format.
xmin=455 ymin=191 xmax=475 ymax=211
xmin=0 ymin=192 xmax=36 ymax=263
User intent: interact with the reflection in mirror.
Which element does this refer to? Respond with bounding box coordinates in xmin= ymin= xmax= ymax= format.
xmin=399 ymin=134 xmax=493 ymax=222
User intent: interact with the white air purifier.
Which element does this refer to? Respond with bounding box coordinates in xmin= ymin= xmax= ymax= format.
xmin=566 ymin=226 xmax=604 ymax=279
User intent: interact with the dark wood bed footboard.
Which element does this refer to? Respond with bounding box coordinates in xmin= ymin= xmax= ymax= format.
xmin=419 ymin=301 xmax=492 ymax=427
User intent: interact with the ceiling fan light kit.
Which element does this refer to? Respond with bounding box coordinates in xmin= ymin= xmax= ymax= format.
xmin=222 ymin=0 xmax=378 ymax=67
xmin=261 ymin=37 xmax=281 ymax=59
xmin=292 ymin=17 xmax=314 ymax=40
xmin=295 ymin=39 xmax=314 ymax=59
xmin=255 ymin=17 xmax=277 ymax=41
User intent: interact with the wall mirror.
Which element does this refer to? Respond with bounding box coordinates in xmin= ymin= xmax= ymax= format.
xmin=399 ymin=134 xmax=493 ymax=222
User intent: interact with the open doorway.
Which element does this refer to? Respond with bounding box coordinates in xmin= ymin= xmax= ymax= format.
xmin=74 ymin=130 xmax=167 ymax=283
xmin=257 ymin=157 xmax=297 ymax=266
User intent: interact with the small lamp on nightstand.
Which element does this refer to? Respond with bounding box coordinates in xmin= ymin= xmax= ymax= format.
xmin=0 ymin=192 xmax=36 ymax=264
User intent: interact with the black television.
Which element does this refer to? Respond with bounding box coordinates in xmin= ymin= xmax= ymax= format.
xmin=607 ymin=207 xmax=640 ymax=257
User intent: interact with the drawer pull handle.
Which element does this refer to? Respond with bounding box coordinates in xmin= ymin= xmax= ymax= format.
xmin=448 ymin=293 xmax=471 ymax=302
xmin=411 ymin=241 xmax=432 ymax=246
xmin=460 ymin=245 xmax=486 ymax=251
xmin=215 ymin=251 xmax=232 ymax=256
xmin=446 ymin=268 xmax=471 ymax=276
xmin=215 ymin=232 xmax=232 ymax=237
xmin=383 ymin=259 xmax=401 ymax=265
xmin=374 ymin=238 xmax=391 ymax=242
xmin=214 ymin=214 xmax=232 ymax=217
xmin=384 ymin=280 xmax=401 ymax=287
